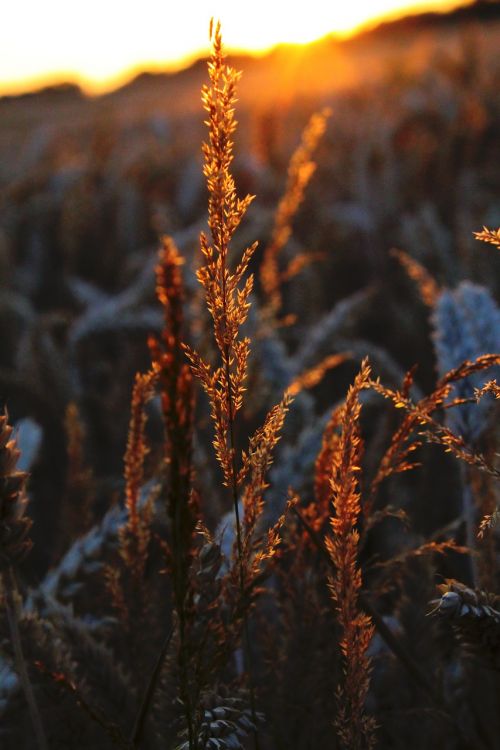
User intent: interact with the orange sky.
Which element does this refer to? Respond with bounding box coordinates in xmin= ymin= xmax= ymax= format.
xmin=0 ymin=0 xmax=472 ymax=96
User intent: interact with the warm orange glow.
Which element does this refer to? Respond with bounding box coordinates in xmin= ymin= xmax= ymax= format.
xmin=0 ymin=1 xmax=472 ymax=96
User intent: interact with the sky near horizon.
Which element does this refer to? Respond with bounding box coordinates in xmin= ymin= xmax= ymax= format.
xmin=1 ymin=0 xmax=470 ymax=95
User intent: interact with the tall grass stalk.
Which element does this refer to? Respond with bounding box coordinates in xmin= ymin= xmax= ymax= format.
xmin=183 ymin=19 xmax=261 ymax=747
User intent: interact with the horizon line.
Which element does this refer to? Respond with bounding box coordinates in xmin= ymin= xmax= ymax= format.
xmin=0 ymin=0 xmax=476 ymax=99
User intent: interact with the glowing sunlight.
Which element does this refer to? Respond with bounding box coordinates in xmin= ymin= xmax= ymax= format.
xmin=1 ymin=0 xmax=471 ymax=95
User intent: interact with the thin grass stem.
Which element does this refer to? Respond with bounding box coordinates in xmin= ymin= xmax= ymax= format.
xmin=4 ymin=566 xmax=48 ymax=750
xmin=223 ymin=346 xmax=261 ymax=750
xmin=130 ymin=624 xmax=174 ymax=747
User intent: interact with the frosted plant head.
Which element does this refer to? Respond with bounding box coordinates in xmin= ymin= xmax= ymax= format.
xmin=432 ymin=281 xmax=500 ymax=443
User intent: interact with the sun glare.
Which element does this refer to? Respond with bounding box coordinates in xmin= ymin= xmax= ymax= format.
xmin=0 ymin=0 xmax=470 ymax=95
xmin=219 ymin=0 xmax=464 ymax=48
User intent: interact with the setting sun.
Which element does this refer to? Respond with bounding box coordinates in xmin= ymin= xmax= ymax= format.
xmin=1 ymin=0 xmax=472 ymax=95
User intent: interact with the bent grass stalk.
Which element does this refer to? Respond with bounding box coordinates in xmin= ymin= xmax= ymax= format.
xmin=4 ymin=568 xmax=48 ymax=750
xmin=260 ymin=107 xmax=331 ymax=321
xmin=0 ymin=411 xmax=48 ymax=750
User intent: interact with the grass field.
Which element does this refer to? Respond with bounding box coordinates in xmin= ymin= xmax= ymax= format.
xmin=0 ymin=8 xmax=499 ymax=750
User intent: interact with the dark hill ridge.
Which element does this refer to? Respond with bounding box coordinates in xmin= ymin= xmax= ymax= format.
xmin=113 ymin=55 xmax=256 ymax=96
xmin=0 ymin=82 xmax=84 ymax=104
xmin=352 ymin=0 xmax=500 ymax=41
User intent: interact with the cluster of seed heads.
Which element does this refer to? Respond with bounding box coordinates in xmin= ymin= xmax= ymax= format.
xmin=177 ymin=693 xmax=262 ymax=750
xmin=430 ymin=580 xmax=500 ymax=621
xmin=430 ymin=580 xmax=500 ymax=669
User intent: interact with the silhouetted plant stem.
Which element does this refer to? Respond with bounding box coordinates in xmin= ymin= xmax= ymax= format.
xmin=461 ymin=464 xmax=479 ymax=588
xmin=179 ymin=613 xmax=196 ymax=750
xmin=130 ymin=624 xmax=174 ymax=748
xmin=4 ymin=566 xmax=48 ymax=750
xmin=150 ymin=237 xmax=198 ymax=750
xmin=34 ymin=657 xmax=133 ymax=750
xmin=224 ymin=347 xmax=261 ymax=750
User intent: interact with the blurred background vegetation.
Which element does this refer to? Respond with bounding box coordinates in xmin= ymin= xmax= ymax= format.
xmin=0 ymin=3 xmax=499 ymax=748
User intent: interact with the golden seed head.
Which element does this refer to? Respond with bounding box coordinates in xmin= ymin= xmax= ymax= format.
xmin=0 ymin=411 xmax=33 ymax=569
